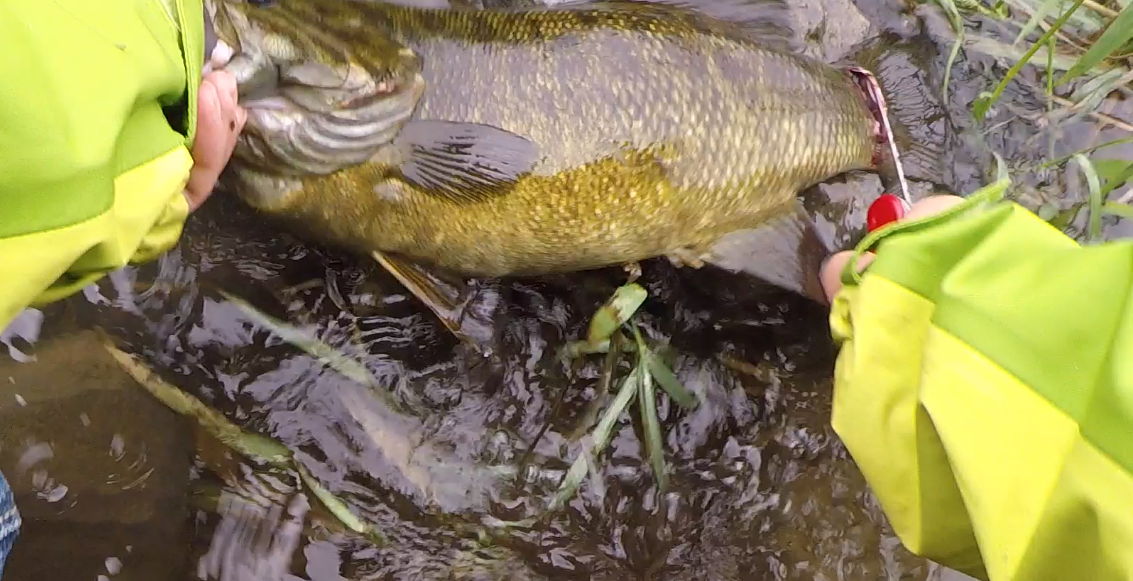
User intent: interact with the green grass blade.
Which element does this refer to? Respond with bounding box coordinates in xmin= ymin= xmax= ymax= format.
xmin=218 ymin=290 xmax=380 ymax=389
xmin=1041 ymin=136 xmax=1133 ymax=168
xmin=106 ymin=340 xmax=386 ymax=546
xmin=1047 ymin=32 xmax=1056 ymax=114
xmin=1058 ymin=4 xmax=1133 ymax=84
xmin=563 ymin=338 xmax=612 ymax=357
xmin=967 ymin=34 xmax=1078 ymax=70
xmin=1048 ymin=205 xmax=1083 ymax=230
xmin=1075 ymin=153 xmax=1105 ymax=241
xmin=548 ymin=366 xmax=641 ymax=511
xmin=1068 ymin=67 xmax=1127 ymax=102
xmin=104 ymin=343 xmax=293 ymax=466
xmin=593 ymin=365 xmax=643 ymax=445
xmin=629 ymin=325 xmax=698 ymax=409
xmin=944 ymin=36 xmax=966 ymax=102
xmin=636 ymin=364 xmax=669 ymax=492
xmin=1103 ymin=201 xmax=1133 ymax=219
xmin=548 ymin=454 xmax=592 ymax=512
xmin=566 ymin=334 xmax=624 ymax=441
xmin=296 ymin=463 xmax=384 ymax=544
xmin=1093 ymin=159 xmax=1133 ymax=195
xmin=1061 ymin=69 xmax=1133 ymax=124
xmin=1015 ymin=0 xmax=1066 ymax=45
xmin=586 ymin=283 xmax=648 ymax=344
xmin=1004 ymin=0 xmax=1107 ymax=31
xmin=974 ymin=0 xmax=1089 ymax=121
xmin=643 ymin=353 xmax=699 ymax=410
xmin=578 ymin=435 xmax=608 ymax=501
xmin=954 ymin=0 xmax=1009 ymax=17
xmin=936 ymin=0 xmax=966 ymax=101
xmin=994 ymin=151 xmax=1011 ymax=183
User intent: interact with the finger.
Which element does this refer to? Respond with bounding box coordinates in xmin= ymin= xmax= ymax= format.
xmin=206 ymin=70 xmax=240 ymax=129
xmin=820 ymin=251 xmax=875 ymax=303
xmin=819 ymin=195 xmax=965 ymax=301
xmin=185 ymin=73 xmax=247 ymax=212
xmin=905 ymin=195 xmax=965 ymax=221
xmin=185 ymin=80 xmax=225 ymax=211
xmin=235 ymin=102 xmax=248 ymax=132
xmin=209 ymin=69 xmax=246 ymax=139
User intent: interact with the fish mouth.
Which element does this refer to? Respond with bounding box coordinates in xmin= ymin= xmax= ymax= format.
xmin=844 ymin=66 xmax=911 ymax=204
xmin=232 ymin=71 xmax=426 ymax=177
xmin=203 ymin=37 xmax=420 ymax=116
xmin=844 ymin=66 xmax=890 ymax=165
xmin=240 ymin=71 xmax=425 ymax=122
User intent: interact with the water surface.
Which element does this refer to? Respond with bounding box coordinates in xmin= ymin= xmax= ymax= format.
xmin=0 ymin=0 xmax=1127 ymax=579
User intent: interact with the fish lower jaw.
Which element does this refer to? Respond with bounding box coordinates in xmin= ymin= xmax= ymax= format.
xmin=203 ymin=41 xmax=236 ymax=76
xmin=227 ymin=170 xmax=306 ymax=213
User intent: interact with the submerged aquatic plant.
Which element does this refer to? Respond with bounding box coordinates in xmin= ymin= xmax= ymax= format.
xmin=101 ymin=338 xmax=385 ymax=545
xmin=114 ymin=281 xmax=696 ymax=543
xmin=548 ymin=283 xmax=700 ymax=512
xmin=217 ymin=290 xmax=383 ymax=392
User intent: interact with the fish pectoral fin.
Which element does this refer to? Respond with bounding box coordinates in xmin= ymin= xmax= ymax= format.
xmin=394 ymin=120 xmax=541 ymax=205
xmin=370 ymin=251 xmax=501 ymax=354
xmin=622 ymin=262 xmax=643 ymax=282
xmin=664 ymin=247 xmax=710 ymax=269
xmin=701 ymin=201 xmax=834 ymax=304
xmin=372 ymin=250 xmax=466 ymax=320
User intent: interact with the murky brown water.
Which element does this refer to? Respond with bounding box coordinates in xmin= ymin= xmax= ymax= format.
xmin=1 ymin=0 xmax=1128 ymax=579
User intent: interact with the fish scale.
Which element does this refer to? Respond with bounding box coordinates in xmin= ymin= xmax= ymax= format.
xmin=211 ymin=0 xmax=880 ymax=284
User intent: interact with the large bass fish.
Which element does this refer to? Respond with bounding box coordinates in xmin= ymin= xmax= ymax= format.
xmin=205 ymin=0 xmax=894 ymax=335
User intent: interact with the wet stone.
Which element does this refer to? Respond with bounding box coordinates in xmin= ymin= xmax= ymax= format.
xmin=792 ymin=0 xmax=874 ymax=62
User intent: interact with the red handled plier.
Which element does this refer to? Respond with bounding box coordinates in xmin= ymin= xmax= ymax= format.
xmin=867 ymin=193 xmax=909 ymax=232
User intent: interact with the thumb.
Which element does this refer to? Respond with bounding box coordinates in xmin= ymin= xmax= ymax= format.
xmin=820 ymin=251 xmax=876 ymax=303
xmin=819 ymin=195 xmax=966 ymax=302
xmin=185 ymin=71 xmax=247 ymax=212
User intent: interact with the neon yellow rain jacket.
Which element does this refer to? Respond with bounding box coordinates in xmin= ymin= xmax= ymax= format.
xmin=0 ymin=0 xmax=205 ymax=331
xmin=830 ymin=179 xmax=1133 ymax=581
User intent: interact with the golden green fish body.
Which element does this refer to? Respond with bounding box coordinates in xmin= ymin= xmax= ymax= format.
xmin=225 ymin=0 xmax=879 ymax=277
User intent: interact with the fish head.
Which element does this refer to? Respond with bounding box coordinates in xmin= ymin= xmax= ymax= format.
xmin=204 ymin=0 xmax=425 ymax=187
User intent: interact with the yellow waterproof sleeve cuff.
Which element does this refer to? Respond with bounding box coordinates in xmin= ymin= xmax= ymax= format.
xmin=1 ymin=149 xmax=192 ymax=326
xmin=0 ymin=0 xmax=204 ymax=331
xmin=829 ymin=180 xmax=1133 ymax=581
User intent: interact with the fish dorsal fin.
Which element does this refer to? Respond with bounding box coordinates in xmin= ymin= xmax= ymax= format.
xmin=549 ymin=0 xmax=797 ymax=52
xmin=647 ymin=0 xmax=795 ymax=48
xmin=393 ymin=120 xmax=541 ymax=204
xmin=702 ymin=200 xmax=833 ymax=303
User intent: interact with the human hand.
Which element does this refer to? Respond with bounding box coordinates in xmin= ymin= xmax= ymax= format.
xmin=819 ymin=195 xmax=966 ymax=302
xmin=184 ymin=71 xmax=247 ymax=212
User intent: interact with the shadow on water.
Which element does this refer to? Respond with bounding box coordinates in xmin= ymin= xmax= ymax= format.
xmin=1 ymin=0 xmax=1123 ymax=578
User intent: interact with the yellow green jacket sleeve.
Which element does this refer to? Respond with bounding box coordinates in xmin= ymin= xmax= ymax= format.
xmin=0 ymin=0 xmax=205 ymax=331
xmin=828 ymin=179 xmax=1133 ymax=581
